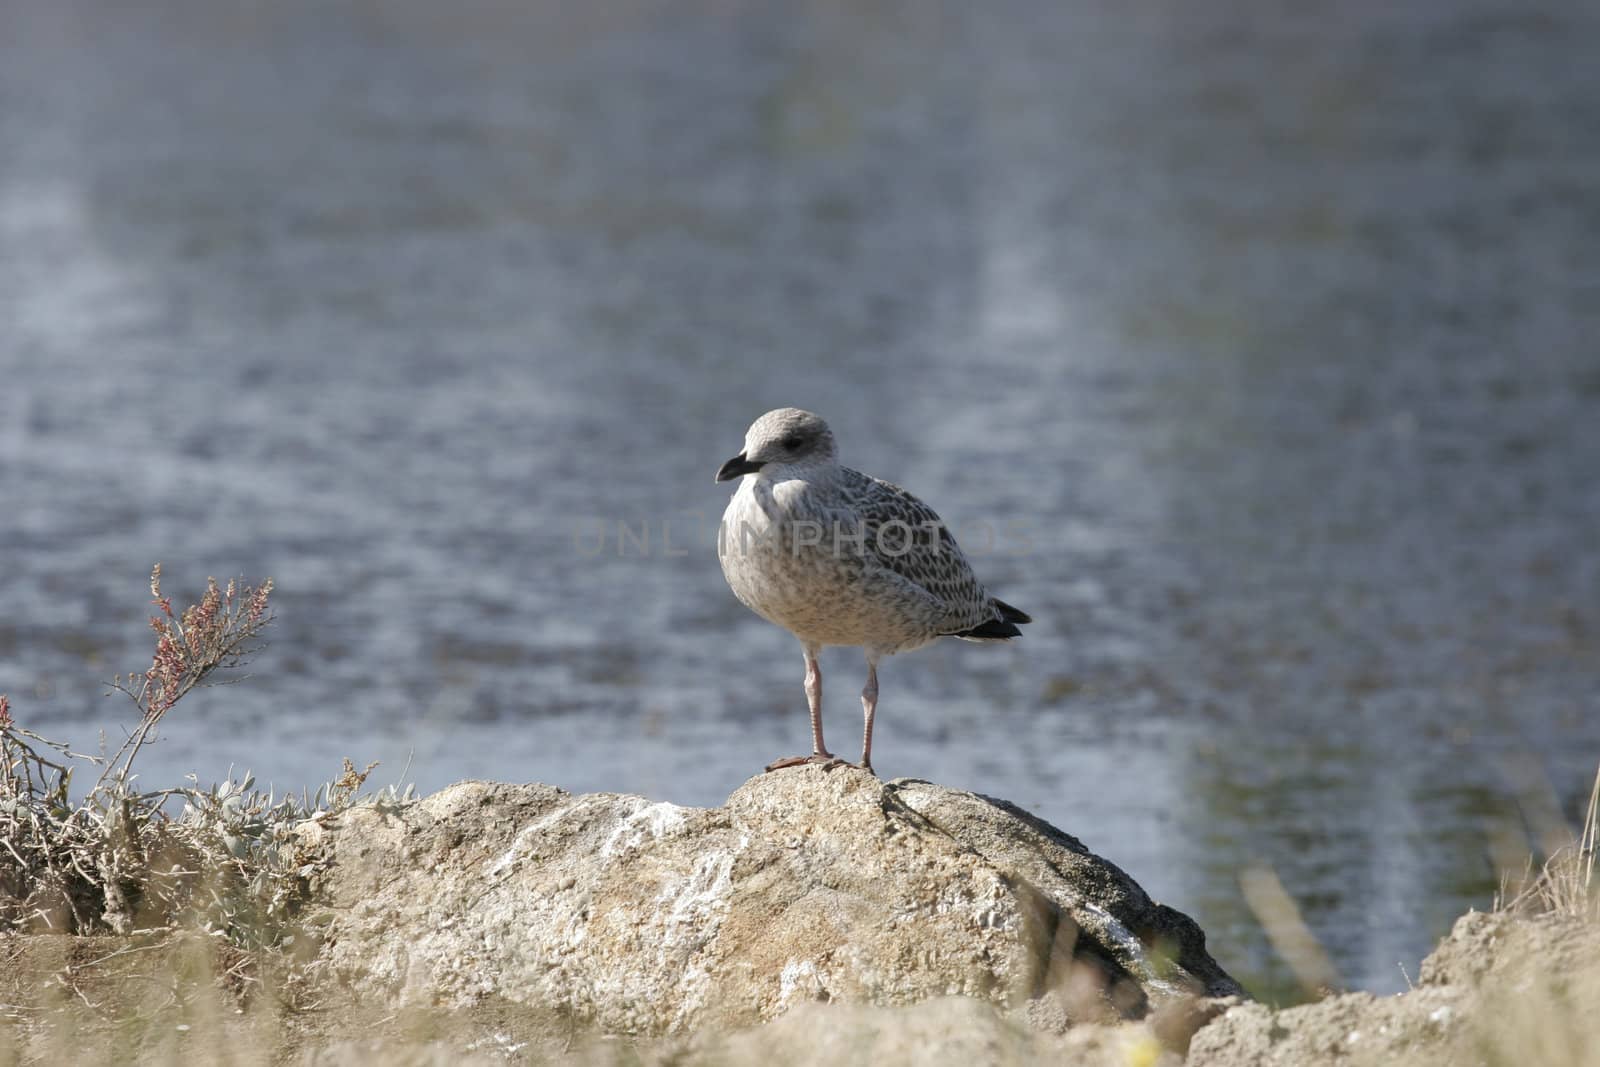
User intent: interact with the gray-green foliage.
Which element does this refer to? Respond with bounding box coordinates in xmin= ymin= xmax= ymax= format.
xmin=174 ymin=767 xmax=416 ymax=947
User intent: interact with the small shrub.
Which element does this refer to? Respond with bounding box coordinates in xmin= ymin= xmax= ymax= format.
xmin=0 ymin=565 xmax=406 ymax=947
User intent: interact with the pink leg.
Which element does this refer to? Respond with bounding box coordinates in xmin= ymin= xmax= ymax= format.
xmin=858 ymin=657 xmax=879 ymax=773
xmin=766 ymin=647 xmax=842 ymax=772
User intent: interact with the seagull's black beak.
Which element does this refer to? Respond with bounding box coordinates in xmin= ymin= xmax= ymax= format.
xmin=716 ymin=452 xmax=765 ymax=483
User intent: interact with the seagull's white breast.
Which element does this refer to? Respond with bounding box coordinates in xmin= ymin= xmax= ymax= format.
xmin=717 ymin=469 xmax=944 ymax=653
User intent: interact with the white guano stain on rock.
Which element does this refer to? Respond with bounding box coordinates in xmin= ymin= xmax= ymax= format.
xmin=659 ymin=846 xmax=739 ymax=929
xmin=600 ymin=800 xmax=691 ymax=860
xmin=780 ymin=959 xmax=824 ymax=1004
xmin=485 ymin=798 xmax=591 ymax=877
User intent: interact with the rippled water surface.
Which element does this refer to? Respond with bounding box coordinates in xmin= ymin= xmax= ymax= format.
xmin=3 ymin=0 xmax=1598 ymax=998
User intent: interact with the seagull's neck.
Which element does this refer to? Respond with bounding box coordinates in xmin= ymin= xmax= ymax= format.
xmin=730 ymin=459 xmax=839 ymax=524
xmin=757 ymin=458 xmax=841 ymax=489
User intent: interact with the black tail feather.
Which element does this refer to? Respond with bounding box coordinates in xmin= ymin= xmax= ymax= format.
xmin=992 ymin=598 xmax=1032 ymax=625
xmin=950 ymin=618 xmax=1023 ymax=641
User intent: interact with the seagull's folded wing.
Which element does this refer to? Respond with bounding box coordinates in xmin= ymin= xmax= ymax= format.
xmin=835 ymin=468 xmax=996 ymax=634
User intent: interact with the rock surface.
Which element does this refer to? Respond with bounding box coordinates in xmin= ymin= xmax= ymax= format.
xmin=304 ymin=765 xmax=1242 ymax=1036
xmin=652 ymin=996 xmax=1171 ymax=1067
xmin=1187 ymin=909 xmax=1600 ymax=1066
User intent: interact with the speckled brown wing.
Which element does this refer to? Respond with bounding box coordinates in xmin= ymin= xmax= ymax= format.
xmin=832 ymin=467 xmax=998 ymax=634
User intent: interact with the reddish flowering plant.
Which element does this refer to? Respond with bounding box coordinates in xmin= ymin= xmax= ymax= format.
xmin=99 ymin=564 xmax=275 ymax=791
xmin=1 ymin=565 xmax=290 ymax=938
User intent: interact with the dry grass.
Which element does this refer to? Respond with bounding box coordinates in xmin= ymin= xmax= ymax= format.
xmin=1496 ymin=761 xmax=1600 ymax=921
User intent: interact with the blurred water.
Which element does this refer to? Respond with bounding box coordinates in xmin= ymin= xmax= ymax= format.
xmin=2 ymin=0 xmax=1598 ymax=999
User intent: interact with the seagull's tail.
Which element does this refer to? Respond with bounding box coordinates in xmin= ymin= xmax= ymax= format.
xmin=948 ymin=597 xmax=1032 ymax=642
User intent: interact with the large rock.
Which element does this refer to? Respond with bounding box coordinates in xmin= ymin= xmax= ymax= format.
xmin=304 ymin=765 xmax=1242 ymax=1037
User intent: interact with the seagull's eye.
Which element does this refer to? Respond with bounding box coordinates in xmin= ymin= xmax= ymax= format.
xmin=782 ymin=434 xmax=804 ymax=451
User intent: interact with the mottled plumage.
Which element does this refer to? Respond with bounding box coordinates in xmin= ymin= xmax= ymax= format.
xmin=715 ymin=407 xmax=1030 ymax=772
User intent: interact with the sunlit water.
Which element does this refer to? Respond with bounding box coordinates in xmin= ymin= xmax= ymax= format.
xmin=3 ymin=0 xmax=1598 ymax=999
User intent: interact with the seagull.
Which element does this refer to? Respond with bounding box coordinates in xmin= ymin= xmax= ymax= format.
xmin=715 ymin=407 xmax=1030 ymax=773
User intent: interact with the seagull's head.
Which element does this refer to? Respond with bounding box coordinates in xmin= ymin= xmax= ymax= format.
xmin=716 ymin=408 xmax=838 ymax=482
